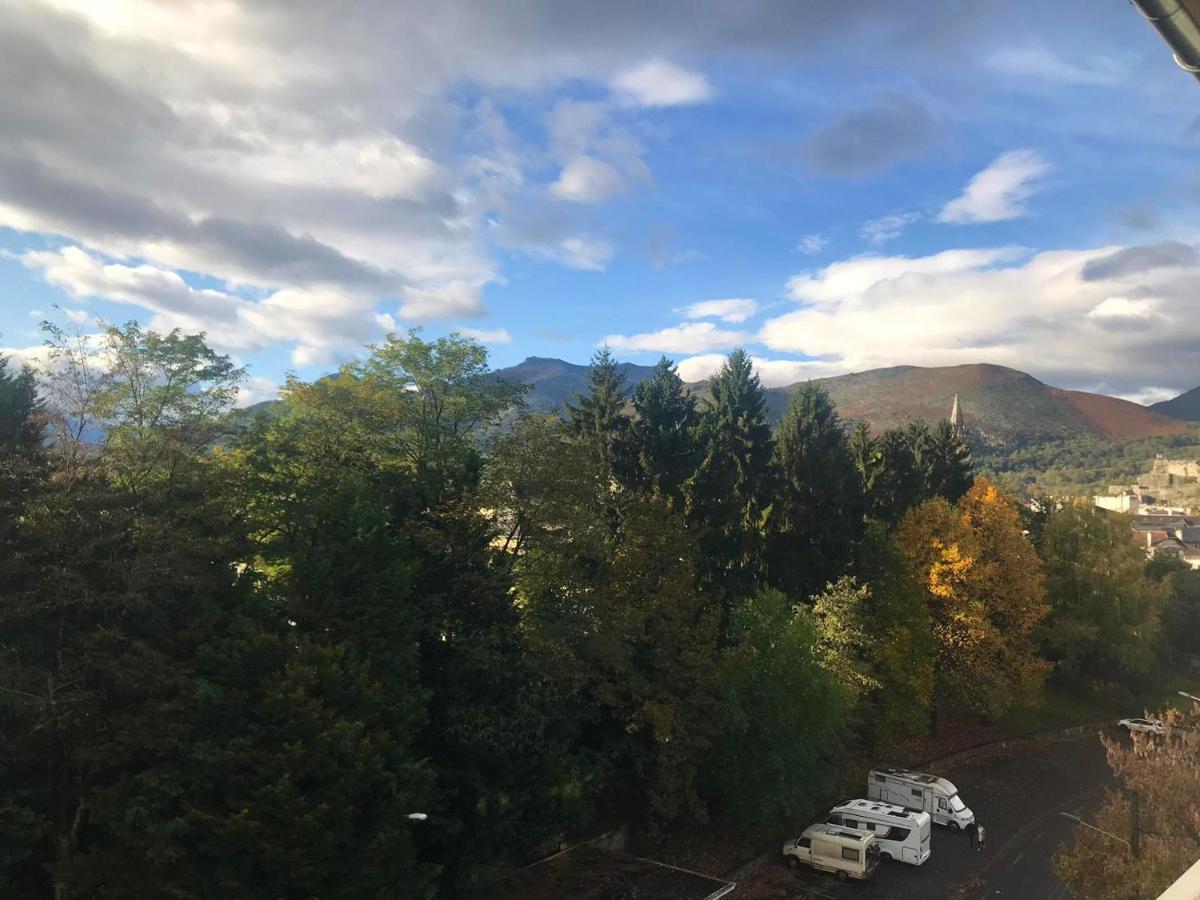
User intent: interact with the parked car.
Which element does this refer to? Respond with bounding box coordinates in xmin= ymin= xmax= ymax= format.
xmin=1118 ymin=717 xmax=1165 ymax=735
xmin=782 ymin=824 xmax=881 ymax=881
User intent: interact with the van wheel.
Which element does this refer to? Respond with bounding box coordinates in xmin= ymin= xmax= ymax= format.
xmin=788 ymin=857 xmax=798 ymax=869
xmin=948 ymin=822 xmax=960 ymax=832
xmin=836 ymin=870 xmax=848 ymax=881
xmin=881 ymin=852 xmax=893 ymax=861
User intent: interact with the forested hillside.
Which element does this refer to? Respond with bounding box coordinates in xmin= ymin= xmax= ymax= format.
xmin=1 ymin=329 xmax=1196 ymax=898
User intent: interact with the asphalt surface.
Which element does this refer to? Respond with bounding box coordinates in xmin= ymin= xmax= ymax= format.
xmin=737 ymin=727 xmax=1118 ymax=900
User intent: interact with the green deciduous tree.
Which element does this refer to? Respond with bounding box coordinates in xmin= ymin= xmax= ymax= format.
xmin=702 ymin=588 xmax=849 ymax=826
xmin=1040 ymin=504 xmax=1167 ymax=686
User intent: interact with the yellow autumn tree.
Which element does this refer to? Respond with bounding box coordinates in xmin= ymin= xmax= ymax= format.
xmin=958 ymin=477 xmax=1050 ymax=706
xmin=897 ymin=497 xmax=1000 ymax=717
xmin=897 ymin=479 xmax=1049 ymax=720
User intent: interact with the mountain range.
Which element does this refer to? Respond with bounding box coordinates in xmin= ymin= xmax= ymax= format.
xmin=493 ymin=357 xmax=1200 ymax=446
xmin=1151 ymin=385 xmax=1200 ymax=423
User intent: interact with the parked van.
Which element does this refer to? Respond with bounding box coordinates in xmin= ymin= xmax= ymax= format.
xmin=867 ymin=766 xmax=974 ymax=831
xmin=826 ymin=798 xmax=932 ymax=865
xmin=782 ymin=824 xmax=880 ymax=881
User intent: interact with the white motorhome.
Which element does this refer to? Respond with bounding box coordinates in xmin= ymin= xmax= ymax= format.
xmin=826 ymin=798 xmax=932 ymax=865
xmin=782 ymin=824 xmax=880 ymax=881
xmin=867 ymin=766 xmax=974 ymax=830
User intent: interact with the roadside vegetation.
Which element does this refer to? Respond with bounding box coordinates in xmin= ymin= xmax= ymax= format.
xmin=0 ymin=326 xmax=1196 ymax=898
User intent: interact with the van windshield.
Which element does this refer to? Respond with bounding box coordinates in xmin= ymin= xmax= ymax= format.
xmin=949 ymin=794 xmax=966 ymax=812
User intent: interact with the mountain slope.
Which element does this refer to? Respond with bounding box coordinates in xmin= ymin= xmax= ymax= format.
xmin=680 ymin=363 xmax=1194 ymax=446
xmin=1151 ymin=385 xmax=1200 ymax=422
xmin=492 ymin=356 xmax=658 ymax=414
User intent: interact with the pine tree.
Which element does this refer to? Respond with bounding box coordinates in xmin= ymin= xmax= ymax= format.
xmin=868 ymin=428 xmax=921 ymax=523
xmin=685 ymin=349 xmax=774 ymax=599
xmin=0 ymin=356 xmax=43 ymax=455
xmin=922 ymin=419 xmax=974 ymax=504
xmin=768 ymin=383 xmax=863 ymax=601
xmin=617 ymin=356 xmax=699 ymax=509
xmin=565 ymin=347 xmax=629 ymax=479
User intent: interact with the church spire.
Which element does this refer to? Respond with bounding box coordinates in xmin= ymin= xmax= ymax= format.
xmin=949 ymin=393 xmax=962 ymax=434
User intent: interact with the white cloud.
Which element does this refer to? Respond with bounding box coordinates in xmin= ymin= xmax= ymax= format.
xmin=797 ymin=234 xmax=828 ymax=255
xmin=458 ymin=326 xmax=512 ymax=344
xmin=21 ymin=245 xmax=391 ymax=364
xmin=604 ymin=321 xmax=749 ymax=354
xmin=556 ymin=236 xmax=616 ymax=271
xmin=612 ymin=59 xmax=713 ymax=107
xmin=986 ymin=45 xmax=1123 ymax=86
xmin=398 ymin=281 xmax=486 ymax=320
xmin=1086 ymin=296 xmax=1159 ymax=319
xmin=235 ymin=375 xmax=280 ymax=407
xmin=550 ymin=156 xmax=627 ymax=204
xmin=763 ymin=242 xmax=1200 ymax=396
xmin=859 ymin=211 xmax=922 ymax=245
xmin=675 ymin=353 xmax=836 ymax=387
xmin=678 ymin=298 xmax=758 ymax=323
xmin=938 ymin=149 xmax=1051 ymax=224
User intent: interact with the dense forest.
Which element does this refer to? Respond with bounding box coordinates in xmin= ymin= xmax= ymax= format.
xmin=1 ymin=325 xmax=1196 ymax=898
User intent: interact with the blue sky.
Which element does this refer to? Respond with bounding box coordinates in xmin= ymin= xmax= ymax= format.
xmin=1 ymin=0 xmax=1198 ymax=404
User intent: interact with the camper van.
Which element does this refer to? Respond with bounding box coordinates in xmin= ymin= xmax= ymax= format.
xmin=826 ymin=799 xmax=932 ymax=865
xmin=782 ymin=824 xmax=880 ymax=881
xmin=867 ymin=766 xmax=974 ymax=830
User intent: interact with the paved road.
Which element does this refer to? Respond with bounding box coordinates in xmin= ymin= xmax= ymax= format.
xmin=736 ymin=728 xmax=1118 ymax=900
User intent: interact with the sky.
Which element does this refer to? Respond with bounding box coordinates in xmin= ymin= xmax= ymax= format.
xmin=1 ymin=0 xmax=1199 ymax=406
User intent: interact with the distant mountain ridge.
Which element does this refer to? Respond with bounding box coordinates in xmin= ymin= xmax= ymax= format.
xmin=1151 ymin=385 xmax=1200 ymax=422
xmin=227 ymin=357 xmax=1198 ymax=449
xmin=492 ymin=358 xmax=1197 ymax=446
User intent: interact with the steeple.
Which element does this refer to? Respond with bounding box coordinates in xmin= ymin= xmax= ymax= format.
xmin=949 ymin=393 xmax=962 ymax=434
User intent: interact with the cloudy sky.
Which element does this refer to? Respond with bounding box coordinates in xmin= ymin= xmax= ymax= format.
xmin=2 ymin=0 xmax=1199 ymax=405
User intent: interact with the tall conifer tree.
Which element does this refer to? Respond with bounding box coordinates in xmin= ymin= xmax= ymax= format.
xmin=768 ymin=383 xmax=863 ymax=602
xmin=685 ymin=349 xmax=774 ymax=599
xmin=618 ymin=356 xmax=698 ymax=509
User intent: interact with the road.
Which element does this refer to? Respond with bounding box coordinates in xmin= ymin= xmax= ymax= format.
xmin=735 ymin=727 xmax=1118 ymax=900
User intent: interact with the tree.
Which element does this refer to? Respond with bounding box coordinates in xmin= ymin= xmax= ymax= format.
xmin=957 ymin=478 xmax=1050 ymax=706
xmin=921 ymin=419 xmax=974 ymax=504
xmin=516 ymin=488 xmax=723 ymax=827
xmin=809 ymin=576 xmax=879 ymax=700
xmin=1040 ymin=504 xmax=1167 ymax=686
xmin=858 ymin=427 xmax=921 ymax=523
xmin=617 ymin=356 xmax=699 ymax=510
xmin=702 ymin=588 xmax=849 ymax=826
xmin=1148 ymin=556 xmax=1200 ymax=658
xmin=768 ymin=383 xmax=863 ymax=602
xmin=565 ymin=347 xmax=628 ymax=481
xmin=350 ymin=328 xmax=526 ymax=505
xmin=896 ymin=481 xmax=1048 ymax=721
xmin=0 ymin=325 xmax=436 ymax=898
xmin=1056 ymin=705 xmax=1200 ymax=898
xmin=0 ymin=355 xmax=42 ymax=455
xmin=685 ymin=349 xmax=775 ymax=599
xmin=852 ymin=522 xmax=935 ymax=741
xmin=232 ymin=333 xmax=562 ymax=896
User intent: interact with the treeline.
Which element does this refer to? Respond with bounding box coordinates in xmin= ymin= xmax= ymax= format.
xmin=1 ymin=327 xmax=1196 ymax=898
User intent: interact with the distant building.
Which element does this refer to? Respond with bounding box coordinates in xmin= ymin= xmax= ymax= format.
xmin=949 ymin=393 xmax=964 ymax=437
xmin=1095 ymin=487 xmax=1140 ymax=514
xmin=1130 ymin=513 xmax=1200 ymax=569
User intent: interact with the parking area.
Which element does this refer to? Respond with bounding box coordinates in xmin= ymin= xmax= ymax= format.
xmin=735 ymin=727 xmax=1117 ymax=899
